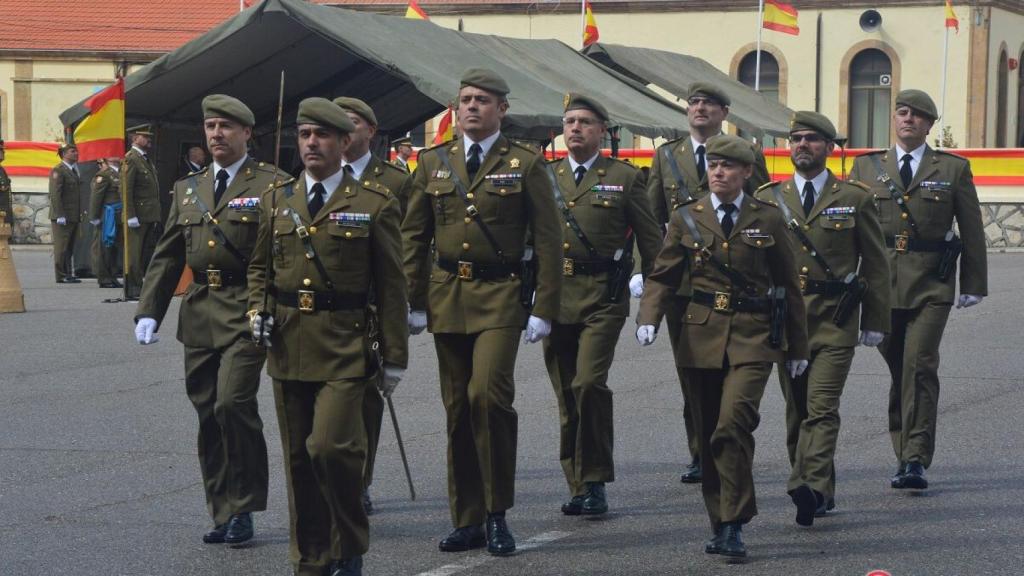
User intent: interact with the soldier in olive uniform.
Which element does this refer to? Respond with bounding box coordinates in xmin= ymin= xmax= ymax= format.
xmin=0 ymin=139 xmax=13 ymax=226
xmin=49 ymin=144 xmax=82 ymax=284
xmin=123 ymin=125 xmax=163 ymax=300
xmin=247 ymin=98 xmax=408 ymax=576
xmin=393 ymin=137 xmax=414 ymax=173
xmin=133 ymin=96 xmax=280 ymax=547
xmin=544 ymin=94 xmax=662 ymax=516
xmin=333 ymin=96 xmax=413 ymax=515
xmin=643 ymin=83 xmax=770 ymax=484
xmin=89 ymin=156 xmax=124 ymax=288
xmin=849 ymin=90 xmax=987 ymax=490
xmin=403 ymin=68 xmax=562 ymax=556
xmin=755 ymin=112 xmax=890 ymax=525
xmin=637 ymin=134 xmax=808 ymax=561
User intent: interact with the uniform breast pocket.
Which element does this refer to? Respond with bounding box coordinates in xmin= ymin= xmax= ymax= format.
xmin=326 ymin=223 xmax=370 ymax=269
xmin=224 ymin=210 xmax=261 ymax=250
xmin=483 ymin=180 xmax=523 ymax=224
xmin=177 ymin=213 xmax=202 ymax=253
xmin=273 ymin=217 xmax=296 ymax=268
xmin=874 ymin=195 xmax=894 ymax=224
xmin=590 ymin=193 xmax=623 ymax=210
xmin=427 ymin=180 xmax=458 ymax=225
xmin=818 ymin=216 xmax=856 ymax=257
xmin=919 ymin=187 xmax=953 ymax=222
xmin=737 ymin=232 xmax=775 ymax=271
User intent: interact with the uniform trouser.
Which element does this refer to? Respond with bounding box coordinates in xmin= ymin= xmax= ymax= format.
xmin=683 ymin=361 xmax=771 ymax=529
xmin=665 ymin=296 xmax=700 ymax=461
xmin=542 ymin=312 xmax=623 ymax=496
xmin=125 ymin=220 xmax=160 ymax=298
xmin=779 ymin=345 xmax=855 ymax=499
xmin=184 ymin=338 xmax=269 ymax=526
xmin=362 ymin=386 xmax=384 ymax=489
xmin=880 ymin=303 xmax=951 ymax=469
xmin=90 ymin=219 xmax=123 ymax=284
xmin=274 ymin=377 xmax=371 ymax=576
xmin=51 ymin=221 xmax=78 ymax=281
xmin=434 ymin=328 xmax=520 ymax=528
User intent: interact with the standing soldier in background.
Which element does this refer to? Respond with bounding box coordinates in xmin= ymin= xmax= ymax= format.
xmin=89 ymin=156 xmax=124 ymax=288
xmin=0 ymin=139 xmax=12 ymax=225
xmin=544 ymin=93 xmax=662 ymax=517
xmin=403 ymin=68 xmax=561 ymax=556
xmin=393 ymin=136 xmax=414 ymax=173
xmin=49 ymin=143 xmax=82 ymax=284
xmin=122 ymin=126 xmax=162 ymax=300
xmin=756 ymin=111 xmax=890 ymax=525
xmin=333 ymin=95 xmax=413 ymax=515
xmin=849 ymin=90 xmax=987 ymax=491
xmin=132 ymin=96 xmax=279 ymax=547
xmin=643 ymin=83 xmax=770 ymax=484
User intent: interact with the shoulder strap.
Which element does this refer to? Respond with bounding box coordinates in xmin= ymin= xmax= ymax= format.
xmin=545 ymin=164 xmax=599 ymax=258
xmin=437 ymin=150 xmax=508 ymax=264
xmin=869 ymin=154 xmax=920 ymax=235
xmin=770 ymin=185 xmax=836 ymax=279
xmin=674 ymin=204 xmax=758 ymax=295
xmin=188 ymin=175 xmax=249 ymax=266
xmin=663 ymin=147 xmax=693 ymax=207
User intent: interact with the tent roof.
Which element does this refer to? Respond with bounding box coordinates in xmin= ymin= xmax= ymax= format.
xmin=584 ymin=42 xmax=795 ymax=138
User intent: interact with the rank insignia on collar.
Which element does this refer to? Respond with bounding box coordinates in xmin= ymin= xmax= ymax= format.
xmin=509 ymin=158 xmax=521 ymax=169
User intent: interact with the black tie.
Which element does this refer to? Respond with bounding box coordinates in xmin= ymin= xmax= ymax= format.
xmin=802 ymin=181 xmax=816 ymax=217
xmin=466 ymin=143 xmax=482 ymax=182
xmin=214 ymin=169 xmax=229 ymax=206
xmin=308 ymin=182 xmax=325 ymax=218
xmin=695 ymin=144 xmax=706 ymax=182
xmin=719 ymin=203 xmax=736 ymax=237
xmin=900 ymin=154 xmax=914 ymax=189
xmin=574 ymin=165 xmax=587 ymax=186
xmin=343 ymin=164 xmax=354 ymax=176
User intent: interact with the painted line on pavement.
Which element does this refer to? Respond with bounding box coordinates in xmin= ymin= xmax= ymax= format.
xmin=414 ymin=530 xmax=573 ymax=576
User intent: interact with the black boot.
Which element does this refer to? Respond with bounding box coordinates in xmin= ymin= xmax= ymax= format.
xmin=719 ymin=523 xmax=746 ymax=562
xmin=224 ymin=512 xmax=253 ymax=544
xmin=680 ymin=456 xmax=702 ymax=484
xmin=438 ymin=525 xmax=485 ymax=552
xmin=891 ymin=462 xmax=908 ymax=489
xmin=561 ymin=494 xmax=585 ymax=516
xmin=790 ymin=484 xmax=821 ymax=527
xmin=901 ymin=462 xmax=928 ymax=490
xmin=704 ymin=527 xmax=724 ymax=555
xmin=485 ymin=513 xmax=516 ymax=556
xmin=581 ymin=482 xmax=608 ymax=516
xmin=330 ymin=556 xmax=363 ymax=576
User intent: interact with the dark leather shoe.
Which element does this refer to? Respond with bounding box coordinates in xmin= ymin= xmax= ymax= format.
xmin=485 ymin=514 xmax=516 ymax=556
xmin=719 ymin=523 xmax=746 ymax=561
xmin=57 ymin=278 xmax=82 ymax=284
xmin=329 ymin=556 xmax=363 ymax=576
xmin=224 ymin=512 xmax=253 ymax=544
xmin=581 ymin=482 xmax=608 ymax=515
xmin=99 ymin=281 xmax=123 ymax=288
xmin=362 ymin=489 xmax=374 ymax=516
xmin=561 ymin=494 xmax=585 ymax=516
xmin=814 ymin=497 xmax=835 ymax=518
xmin=202 ymin=523 xmax=227 ymax=544
xmin=901 ymin=462 xmax=928 ymax=490
xmin=891 ymin=463 xmax=909 ymax=488
xmin=680 ymin=457 xmax=702 ymax=484
xmin=438 ymin=525 xmax=485 ymax=552
xmin=790 ymin=484 xmax=820 ymax=527
xmin=704 ymin=527 xmax=724 ymax=555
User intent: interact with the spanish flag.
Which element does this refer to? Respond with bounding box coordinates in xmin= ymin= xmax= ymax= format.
xmin=945 ymin=0 xmax=959 ymax=34
xmin=406 ymin=0 xmax=429 ymax=20
xmin=2 ymin=141 xmax=60 ymax=177
xmin=583 ymin=1 xmax=600 ymax=48
xmin=763 ymin=0 xmax=799 ymax=36
xmin=433 ymin=107 xmax=453 ymax=145
xmin=72 ymin=78 xmax=125 ymax=162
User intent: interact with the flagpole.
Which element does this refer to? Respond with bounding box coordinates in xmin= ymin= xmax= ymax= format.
xmin=940 ymin=25 xmax=949 ymax=131
xmin=581 ymin=1 xmax=587 ymax=50
xmin=755 ymin=0 xmax=765 ymax=91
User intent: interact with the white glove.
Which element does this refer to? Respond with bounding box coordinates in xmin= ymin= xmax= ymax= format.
xmin=858 ymin=330 xmax=885 ymax=347
xmin=90 ymin=218 xmax=101 ymax=226
xmin=134 ymin=317 xmax=159 ymax=345
xmin=523 ymin=315 xmax=551 ymax=344
xmin=127 ymin=216 xmax=140 ymax=228
xmin=408 ymin=309 xmax=428 ymax=335
xmin=786 ymin=359 xmax=809 ymax=378
xmin=957 ymin=294 xmax=983 ymax=309
xmin=251 ymin=313 xmax=274 ymax=347
xmin=56 ymin=216 xmax=67 ymax=225
xmin=379 ymin=365 xmax=404 ymax=397
xmin=629 ymin=274 xmax=644 ymax=298
xmin=636 ymin=325 xmax=656 ymax=346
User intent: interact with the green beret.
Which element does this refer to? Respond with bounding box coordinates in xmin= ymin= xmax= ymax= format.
xmin=789 ymin=111 xmax=837 ymax=140
xmin=895 ymin=89 xmax=938 ymax=120
xmin=128 ymin=124 xmax=154 ymax=137
xmin=687 ymin=82 xmax=730 ymax=107
xmin=564 ymin=92 xmax=609 ymax=122
xmin=333 ymin=96 xmax=378 ymax=127
xmin=460 ymin=67 xmax=510 ymax=97
xmin=202 ymin=94 xmax=255 ymax=127
xmin=296 ymin=97 xmax=355 ymax=133
xmin=705 ymin=134 xmax=754 ymax=165
xmin=393 ymin=136 xmax=412 ymax=149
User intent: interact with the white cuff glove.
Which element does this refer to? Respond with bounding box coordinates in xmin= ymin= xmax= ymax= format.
xmin=629 ymin=274 xmax=644 ymax=299
xmin=524 ymin=315 xmax=551 ymax=344
xmin=786 ymin=359 xmax=809 ymax=378
xmin=90 ymin=218 xmax=101 ymax=226
xmin=636 ymin=324 xmax=656 ymax=346
xmin=56 ymin=216 xmax=67 ymax=225
xmin=251 ymin=313 xmax=274 ymax=347
xmin=858 ymin=330 xmax=885 ymax=347
xmin=379 ymin=365 xmax=404 ymax=397
xmin=127 ymin=217 xmax=140 ymax=228
xmin=957 ymin=294 xmax=983 ymax=309
xmin=134 ymin=317 xmax=159 ymax=345
xmin=408 ymin=309 xmax=428 ymax=335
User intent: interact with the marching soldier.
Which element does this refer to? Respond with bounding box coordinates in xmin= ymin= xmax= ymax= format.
xmin=133 ymin=95 xmax=279 ymax=547
xmin=122 ymin=125 xmax=162 ymax=300
xmin=333 ymin=96 xmax=413 ymax=514
xmin=643 ymin=82 xmax=770 ymax=484
xmin=49 ymin=143 xmax=82 ymax=284
xmin=0 ymin=139 xmax=12 ymax=225
xmin=403 ymin=68 xmax=562 ymax=556
xmin=637 ymin=134 xmax=808 ymax=561
xmin=849 ymin=90 xmax=987 ymax=490
xmin=544 ymin=94 xmax=662 ymax=516
xmin=755 ymin=111 xmax=890 ymax=524
xmin=89 ymin=156 xmax=124 ymax=288
xmin=247 ymin=98 xmax=408 ymax=576
xmin=393 ymin=136 xmax=414 ymax=173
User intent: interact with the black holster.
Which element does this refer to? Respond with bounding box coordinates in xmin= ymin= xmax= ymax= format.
xmin=605 ymin=252 xmax=633 ymax=304
xmin=519 ymin=246 xmax=536 ymax=310
xmin=937 ymin=230 xmax=962 ymax=282
xmin=832 ymin=272 xmax=867 ymax=327
xmin=769 ymin=286 xmax=787 ymax=349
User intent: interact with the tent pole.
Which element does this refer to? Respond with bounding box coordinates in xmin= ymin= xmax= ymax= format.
xmin=755 ymin=0 xmax=764 ymax=92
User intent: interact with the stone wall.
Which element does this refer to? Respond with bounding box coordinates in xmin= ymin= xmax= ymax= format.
xmin=10 ymin=191 xmax=51 ymax=245
xmin=982 ymin=204 xmax=1024 ymax=248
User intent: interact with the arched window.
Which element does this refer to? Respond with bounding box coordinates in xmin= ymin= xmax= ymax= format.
xmin=848 ymin=49 xmax=892 ymax=148
xmin=996 ymin=49 xmax=1008 ymax=147
xmin=737 ymin=51 xmax=779 ymax=146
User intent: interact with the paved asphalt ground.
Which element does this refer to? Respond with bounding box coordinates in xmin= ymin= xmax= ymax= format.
xmin=1 ymin=247 xmax=1023 ymax=576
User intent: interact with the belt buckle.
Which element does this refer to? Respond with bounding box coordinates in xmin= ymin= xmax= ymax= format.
xmin=207 ymin=269 xmax=222 ymax=290
xmin=562 ymin=257 xmax=575 ymax=277
xmin=894 ymin=234 xmax=909 ymax=253
xmin=297 ymin=289 xmax=315 ymax=312
xmin=799 ymin=274 xmax=808 ymax=295
xmin=713 ymin=291 xmax=732 ymax=313
xmin=457 ymin=261 xmax=474 ymax=280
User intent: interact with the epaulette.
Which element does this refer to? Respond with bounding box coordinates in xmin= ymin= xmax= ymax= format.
xmin=753 ymin=194 xmax=780 ymax=208
xmin=660 ymin=135 xmax=685 ymax=149
xmin=844 ymin=179 xmax=871 ymax=191
xmin=755 ymin=180 xmax=781 ymax=194
xmin=933 ymin=149 xmax=969 ymax=163
xmin=675 ymin=195 xmax=699 ymax=207
xmin=252 ymin=161 xmax=282 ymax=174
xmin=509 ymin=140 xmax=542 ymax=156
xmin=380 ymin=160 xmax=408 ymax=174
xmin=422 ymin=139 xmax=454 ymax=153
xmin=860 ymin=148 xmax=886 ymax=155
xmin=269 ymin=175 xmax=297 ymax=191
xmin=605 ymin=156 xmax=635 ymax=168
xmin=175 ymin=165 xmax=209 ymax=185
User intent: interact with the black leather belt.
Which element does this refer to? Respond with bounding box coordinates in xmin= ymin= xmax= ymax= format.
xmin=561 ymin=258 xmax=614 ymax=277
xmin=692 ymin=289 xmax=770 ymax=313
xmin=800 ymin=278 xmax=846 ymax=296
xmin=437 ymin=258 xmax=519 ymax=281
xmin=885 ymin=235 xmax=945 ymax=252
xmin=192 ymin=268 xmax=244 ymax=288
xmin=271 ymin=286 xmax=367 ymax=313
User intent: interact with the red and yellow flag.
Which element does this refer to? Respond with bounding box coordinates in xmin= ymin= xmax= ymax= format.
xmin=763 ymin=0 xmax=799 ymax=36
xmin=72 ymin=78 xmax=125 ymax=162
xmin=944 ymin=0 xmax=959 ymax=33
xmin=405 ymin=0 xmax=429 ymax=20
xmin=583 ymin=1 xmax=600 ymax=48
xmin=1 ymin=141 xmax=60 ymax=177
xmin=433 ymin=107 xmax=453 ymax=145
